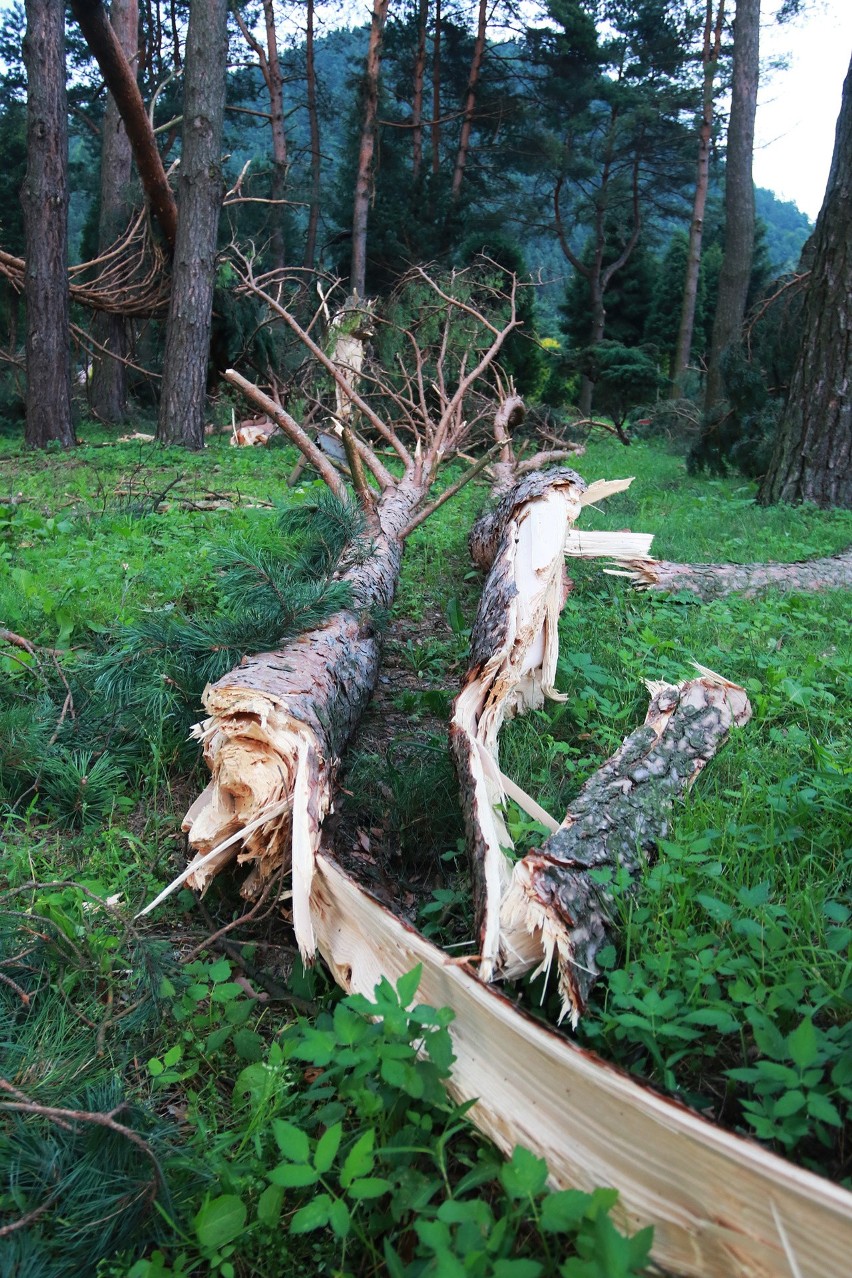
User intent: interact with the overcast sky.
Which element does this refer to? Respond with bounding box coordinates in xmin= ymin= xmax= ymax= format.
xmin=755 ymin=0 xmax=852 ymax=218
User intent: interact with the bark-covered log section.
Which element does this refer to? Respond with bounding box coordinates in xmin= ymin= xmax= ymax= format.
xmin=612 ymin=547 xmax=852 ymax=600
xmin=182 ymin=480 xmax=422 ymax=958
xmin=500 ymin=669 xmax=751 ymax=1026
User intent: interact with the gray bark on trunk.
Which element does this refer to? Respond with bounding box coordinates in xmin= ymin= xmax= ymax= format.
xmin=90 ymin=0 xmax=137 ymax=423
xmin=157 ymin=0 xmax=228 ymax=448
xmin=614 ymin=548 xmax=852 ymax=600
xmin=758 ymin=50 xmax=852 ymax=509
xmin=704 ymin=0 xmax=759 ymax=411
xmin=350 ymin=0 xmax=389 ymax=298
xmin=22 ymin=0 xmax=74 ymax=449
xmin=501 ymin=673 xmax=751 ymax=1025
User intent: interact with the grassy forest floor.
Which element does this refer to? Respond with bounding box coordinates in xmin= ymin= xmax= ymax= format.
xmin=1 ymin=422 xmax=850 ymax=1276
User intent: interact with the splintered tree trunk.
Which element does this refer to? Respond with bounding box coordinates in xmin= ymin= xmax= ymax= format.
xmin=22 ymin=0 xmax=74 ymax=449
xmin=90 ymin=0 xmax=137 ymax=423
xmin=181 ymin=476 xmax=426 ymax=958
xmin=157 ymin=0 xmax=228 ymax=448
xmin=612 ymin=548 xmax=852 ymax=599
xmin=501 ymin=671 xmax=750 ymax=1025
xmin=452 ymin=469 xmax=590 ymax=977
xmin=70 ymin=0 xmax=177 ymax=249
xmin=758 ymin=50 xmax=852 ymax=509
xmin=351 ymin=0 xmax=390 ymax=298
xmin=704 ymin=0 xmax=759 ymax=411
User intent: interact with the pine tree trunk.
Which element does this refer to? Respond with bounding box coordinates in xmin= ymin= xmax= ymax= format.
xmin=758 ymin=51 xmax=852 ymax=508
xmin=431 ymin=0 xmax=441 ymax=178
xmin=263 ymin=0 xmax=288 ymax=273
xmin=704 ymin=0 xmax=759 ymax=411
xmin=614 ymin=549 xmax=852 ymax=599
xmin=22 ymin=0 xmax=74 ymax=449
xmin=303 ymin=0 xmax=321 ymax=270
xmin=671 ymin=0 xmax=725 ymax=398
xmin=350 ymin=0 xmax=389 ymax=298
xmin=157 ymin=0 xmax=228 ymax=449
xmin=90 ymin=0 xmax=137 ymax=423
xmin=412 ymin=0 xmax=428 ymax=180
xmin=70 ymin=0 xmax=178 ymax=250
xmin=451 ymin=0 xmax=487 ymax=201
xmin=182 ymin=475 xmax=427 ymax=956
xmin=501 ymin=674 xmax=750 ymax=1025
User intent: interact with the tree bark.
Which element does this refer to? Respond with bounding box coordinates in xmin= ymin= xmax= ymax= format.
xmin=303 ymin=0 xmax=321 ymax=270
xmin=412 ymin=0 xmax=428 ymax=179
xmin=182 ymin=474 xmax=426 ymax=957
xmin=234 ymin=0 xmax=288 ymax=273
xmin=451 ymin=0 xmax=487 ymax=201
xmin=758 ymin=50 xmax=852 ymax=508
xmin=157 ymin=0 xmax=228 ymax=449
xmin=350 ymin=0 xmax=390 ymax=298
xmin=90 ymin=0 xmax=137 ymax=423
xmin=671 ymin=0 xmax=725 ymax=398
xmin=704 ymin=0 xmax=759 ymax=411
xmin=22 ymin=0 xmax=74 ymax=449
xmin=614 ymin=548 xmax=852 ymax=600
xmin=500 ymin=673 xmax=750 ymax=1026
xmin=70 ymin=0 xmax=178 ymax=250
xmin=431 ymin=0 xmax=441 ymax=178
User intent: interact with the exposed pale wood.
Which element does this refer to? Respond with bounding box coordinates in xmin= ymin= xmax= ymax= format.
xmin=564 ymin=529 xmax=654 ymax=559
xmin=452 ymin=469 xmax=588 ymax=976
xmin=311 ymin=852 xmax=852 ymax=1278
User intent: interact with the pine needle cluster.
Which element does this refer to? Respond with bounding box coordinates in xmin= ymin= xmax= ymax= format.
xmin=0 ymin=493 xmax=367 ymax=822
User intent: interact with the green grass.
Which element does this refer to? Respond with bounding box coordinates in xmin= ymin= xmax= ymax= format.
xmin=1 ymin=423 xmax=850 ymax=1271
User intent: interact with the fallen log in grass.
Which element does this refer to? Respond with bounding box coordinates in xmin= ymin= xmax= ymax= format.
xmin=611 ymin=547 xmax=852 ymax=599
xmin=500 ymin=667 xmax=751 ymax=1025
xmin=311 ymin=852 xmax=852 ymax=1278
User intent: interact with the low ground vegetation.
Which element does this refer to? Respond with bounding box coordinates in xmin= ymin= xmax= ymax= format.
xmin=1 ymin=426 xmax=850 ymax=1271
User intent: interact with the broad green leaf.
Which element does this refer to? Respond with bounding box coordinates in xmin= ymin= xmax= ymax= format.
xmin=194 ymin=1195 xmax=247 ymax=1251
xmin=773 ymin=1090 xmax=806 ymax=1118
xmin=541 ymin=1189 xmax=595 ymax=1233
xmin=807 ymin=1092 xmax=842 ymax=1126
xmin=340 ymin=1128 xmax=376 ymax=1187
xmin=328 ymin=1197 xmax=351 ymax=1238
xmin=346 ymin=1176 xmax=392 ymax=1200
xmin=272 ymin=1118 xmax=311 ymax=1163
xmin=313 ymin=1121 xmax=343 ymax=1173
xmin=256 ymin=1184 xmax=284 ymax=1228
xmin=787 ymin=1018 xmax=819 ymax=1071
xmin=500 ymin=1146 xmax=548 ymax=1200
xmin=395 ymin=965 xmax=422 ymax=1008
xmin=268 ymin=1162 xmax=319 ymax=1189
xmin=290 ymin=1194 xmax=331 ymax=1233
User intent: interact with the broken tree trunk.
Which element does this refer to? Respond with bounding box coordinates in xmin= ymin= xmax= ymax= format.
xmin=500 ymin=669 xmax=751 ymax=1026
xmin=309 ymin=852 xmax=852 ymax=1278
xmin=613 ymin=547 xmax=852 ymax=600
xmin=181 ymin=476 xmax=424 ymax=959
xmin=453 ymin=470 xmax=645 ymax=978
xmin=451 ymin=468 xmax=588 ymax=978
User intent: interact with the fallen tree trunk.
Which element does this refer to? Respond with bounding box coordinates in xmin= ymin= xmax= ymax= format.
xmin=181 ymin=476 xmax=423 ymax=959
xmin=500 ymin=668 xmax=751 ymax=1025
xmin=453 ymin=470 xmax=643 ymax=978
xmin=612 ymin=547 xmax=852 ymax=599
xmin=310 ymin=851 xmax=852 ymax=1278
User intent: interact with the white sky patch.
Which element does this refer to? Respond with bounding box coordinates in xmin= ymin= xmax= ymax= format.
xmin=755 ymin=0 xmax=852 ymax=219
